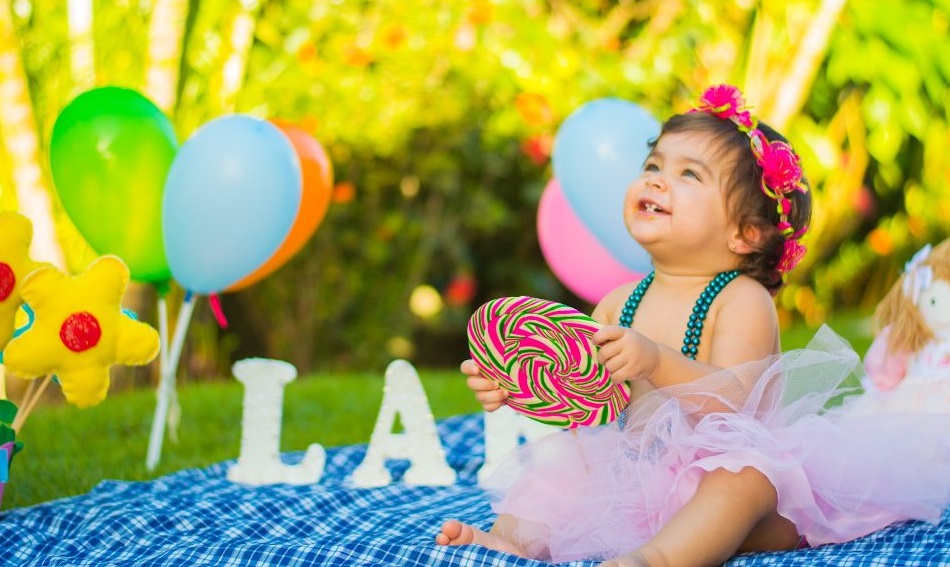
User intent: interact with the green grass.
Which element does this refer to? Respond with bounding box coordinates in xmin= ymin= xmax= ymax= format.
xmin=4 ymin=313 xmax=875 ymax=511
xmin=5 ymin=368 xmax=480 ymax=511
xmin=781 ymin=311 xmax=874 ymax=356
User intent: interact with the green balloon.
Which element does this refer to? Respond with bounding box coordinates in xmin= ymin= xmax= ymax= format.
xmin=50 ymin=87 xmax=178 ymax=284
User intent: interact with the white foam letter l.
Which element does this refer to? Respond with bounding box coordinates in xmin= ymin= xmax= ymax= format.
xmin=227 ymin=358 xmax=325 ymax=486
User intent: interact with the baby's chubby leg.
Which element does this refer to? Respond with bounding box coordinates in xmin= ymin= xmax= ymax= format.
xmin=435 ymin=514 xmax=527 ymax=557
xmin=598 ymin=466 xmax=797 ymax=567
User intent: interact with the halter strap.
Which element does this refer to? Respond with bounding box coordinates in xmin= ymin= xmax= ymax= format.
xmin=618 ymin=270 xmax=740 ymax=360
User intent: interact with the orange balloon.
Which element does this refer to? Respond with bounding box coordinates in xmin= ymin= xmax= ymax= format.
xmin=226 ymin=120 xmax=333 ymax=291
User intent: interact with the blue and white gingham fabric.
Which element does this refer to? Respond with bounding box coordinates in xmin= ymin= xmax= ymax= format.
xmin=0 ymin=413 xmax=948 ymax=566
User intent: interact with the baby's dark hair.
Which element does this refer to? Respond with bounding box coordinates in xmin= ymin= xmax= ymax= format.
xmin=655 ymin=112 xmax=812 ymax=295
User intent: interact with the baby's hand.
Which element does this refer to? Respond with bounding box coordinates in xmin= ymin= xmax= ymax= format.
xmin=593 ymin=325 xmax=659 ymax=384
xmin=460 ymin=359 xmax=508 ymax=412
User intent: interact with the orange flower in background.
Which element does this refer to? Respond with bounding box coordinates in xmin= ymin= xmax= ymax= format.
xmin=381 ymin=25 xmax=408 ymax=50
xmin=868 ymin=227 xmax=895 ymax=256
xmin=467 ymin=0 xmax=493 ymax=25
xmin=516 ymin=93 xmax=553 ymax=126
xmin=521 ymin=133 xmax=553 ymax=166
xmin=445 ymin=274 xmax=476 ymax=307
xmin=602 ymin=36 xmax=621 ymax=52
xmin=297 ymin=42 xmax=318 ymax=63
xmin=344 ymin=44 xmax=373 ymax=67
xmin=333 ymin=182 xmax=356 ymax=204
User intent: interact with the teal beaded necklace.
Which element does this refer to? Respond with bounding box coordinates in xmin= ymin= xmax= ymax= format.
xmin=618 ymin=270 xmax=740 ymax=360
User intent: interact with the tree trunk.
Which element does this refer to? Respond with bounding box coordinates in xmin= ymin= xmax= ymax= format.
xmin=0 ymin=0 xmax=66 ymax=269
xmin=768 ymin=0 xmax=849 ymax=130
xmin=66 ymin=0 xmax=95 ymax=93
xmin=144 ymin=0 xmax=190 ymax=112
xmin=219 ymin=2 xmax=261 ymax=112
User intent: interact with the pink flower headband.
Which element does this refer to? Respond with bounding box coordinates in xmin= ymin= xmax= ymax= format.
xmin=692 ymin=84 xmax=809 ymax=273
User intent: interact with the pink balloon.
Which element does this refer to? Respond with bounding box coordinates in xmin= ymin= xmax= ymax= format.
xmin=537 ymin=178 xmax=647 ymax=304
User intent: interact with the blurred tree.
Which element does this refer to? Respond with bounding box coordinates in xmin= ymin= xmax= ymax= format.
xmin=1 ymin=0 xmax=948 ymax=379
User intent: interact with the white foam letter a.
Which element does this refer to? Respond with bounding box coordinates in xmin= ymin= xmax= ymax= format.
xmin=351 ymin=360 xmax=456 ymax=487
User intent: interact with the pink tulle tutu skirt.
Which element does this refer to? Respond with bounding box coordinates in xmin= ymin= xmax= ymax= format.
xmin=483 ymin=327 xmax=950 ymax=563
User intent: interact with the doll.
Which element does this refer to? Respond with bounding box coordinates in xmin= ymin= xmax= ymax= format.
xmin=852 ymin=238 xmax=950 ymax=413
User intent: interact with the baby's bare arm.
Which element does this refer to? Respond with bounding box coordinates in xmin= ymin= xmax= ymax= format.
xmin=703 ymin=277 xmax=780 ymax=367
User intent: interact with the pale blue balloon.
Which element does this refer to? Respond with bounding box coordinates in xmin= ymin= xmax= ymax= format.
xmin=552 ymin=98 xmax=660 ymax=273
xmin=163 ymin=115 xmax=302 ymax=294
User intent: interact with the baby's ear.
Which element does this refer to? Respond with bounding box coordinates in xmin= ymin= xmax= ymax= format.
xmin=728 ymin=225 xmax=761 ymax=254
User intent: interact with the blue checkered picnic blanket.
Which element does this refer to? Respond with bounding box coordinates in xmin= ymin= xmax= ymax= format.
xmin=0 ymin=413 xmax=948 ymax=566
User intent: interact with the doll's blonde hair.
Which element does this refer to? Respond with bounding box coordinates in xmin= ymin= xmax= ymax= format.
xmin=874 ymin=238 xmax=950 ymax=354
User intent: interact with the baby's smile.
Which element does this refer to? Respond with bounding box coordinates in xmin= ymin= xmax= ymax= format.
xmin=639 ymin=198 xmax=669 ymax=215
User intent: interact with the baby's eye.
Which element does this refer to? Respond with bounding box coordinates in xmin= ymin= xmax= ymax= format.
xmin=643 ymin=162 xmax=659 ymax=172
xmin=682 ymin=169 xmax=701 ymax=180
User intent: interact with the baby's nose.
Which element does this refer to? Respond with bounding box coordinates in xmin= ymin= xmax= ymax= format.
xmin=645 ymin=173 xmax=667 ymax=191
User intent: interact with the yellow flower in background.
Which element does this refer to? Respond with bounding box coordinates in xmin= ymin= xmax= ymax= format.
xmin=0 ymin=212 xmax=45 ymax=351
xmin=3 ymin=256 xmax=160 ymax=409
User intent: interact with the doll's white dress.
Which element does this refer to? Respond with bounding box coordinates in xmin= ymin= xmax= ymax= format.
xmin=850 ymin=335 xmax=950 ymax=414
xmin=481 ymin=327 xmax=950 ymax=563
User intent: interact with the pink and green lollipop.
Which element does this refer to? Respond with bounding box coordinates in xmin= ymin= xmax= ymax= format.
xmin=467 ymin=296 xmax=629 ymax=428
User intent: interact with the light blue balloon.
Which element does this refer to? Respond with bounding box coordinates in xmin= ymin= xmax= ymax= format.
xmin=552 ymin=98 xmax=660 ymax=273
xmin=163 ymin=115 xmax=302 ymax=294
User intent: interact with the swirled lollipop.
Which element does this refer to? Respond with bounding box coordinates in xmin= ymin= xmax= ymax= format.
xmin=467 ymin=296 xmax=629 ymax=428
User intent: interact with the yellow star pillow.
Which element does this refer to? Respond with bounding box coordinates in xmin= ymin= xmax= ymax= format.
xmin=0 ymin=211 xmax=44 ymax=350
xmin=3 ymin=255 xmax=160 ymax=408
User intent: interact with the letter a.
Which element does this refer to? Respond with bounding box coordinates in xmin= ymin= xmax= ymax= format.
xmin=352 ymin=360 xmax=456 ymax=487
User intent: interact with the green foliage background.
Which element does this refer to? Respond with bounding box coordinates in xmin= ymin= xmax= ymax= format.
xmin=3 ymin=0 xmax=950 ymax=378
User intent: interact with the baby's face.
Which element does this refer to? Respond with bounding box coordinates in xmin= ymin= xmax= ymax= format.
xmin=622 ymin=130 xmax=735 ymax=265
xmin=919 ymin=279 xmax=950 ymax=340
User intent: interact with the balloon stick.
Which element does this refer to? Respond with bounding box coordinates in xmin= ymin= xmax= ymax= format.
xmin=157 ymin=293 xmax=181 ymax=444
xmin=157 ymin=293 xmax=181 ymax=441
xmin=11 ymin=374 xmax=52 ymax=432
xmin=146 ymin=292 xmax=195 ymax=471
xmin=157 ymin=293 xmax=170 ymax=373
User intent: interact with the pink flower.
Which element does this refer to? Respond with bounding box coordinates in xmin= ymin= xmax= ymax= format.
xmin=759 ymin=141 xmax=803 ymax=194
xmin=692 ymin=84 xmax=810 ymax=273
xmin=698 ymin=84 xmax=746 ymax=119
xmin=778 ymin=239 xmax=807 ymax=273
xmin=734 ymin=110 xmax=755 ymax=130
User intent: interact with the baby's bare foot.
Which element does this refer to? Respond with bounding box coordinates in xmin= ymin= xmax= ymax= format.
xmin=435 ymin=520 xmax=524 ymax=556
xmin=435 ymin=520 xmax=476 ymax=546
